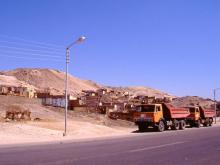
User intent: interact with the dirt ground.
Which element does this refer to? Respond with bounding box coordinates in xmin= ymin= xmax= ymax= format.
xmin=0 ymin=95 xmax=136 ymax=145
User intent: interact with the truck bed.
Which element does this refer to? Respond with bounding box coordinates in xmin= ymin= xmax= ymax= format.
xmin=162 ymin=103 xmax=190 ymax=119
xmin=199 ymin=107 xmax=215 ymax=118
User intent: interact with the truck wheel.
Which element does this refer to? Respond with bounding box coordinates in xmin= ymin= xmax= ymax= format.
xmin=209 ymin=118 xmax=213 ymax=126
xmin=138 ymin=124 xmax=147 ymax=132
xmin=179 ymin=120 xmax=186 ymax=130
xmin=203 ymin=119 xmax=209 ymax=127
xmin=195 ymin=120 xmax=200 ymax=128
xmin=189 ymin=123 xmax=194 ymax=128
xmin=158 ymin=120 xmax=165 ymax=132
xmin=171 ymin=120 xmax=179 ymax=130
xmin=203 ymin=123 xmax=208 ymax=127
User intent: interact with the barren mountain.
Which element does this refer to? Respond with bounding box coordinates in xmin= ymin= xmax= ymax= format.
xmin=1 ymin=68 xmax=172 ymax=97
xmin=0 ymin=74 xmax=37 ymax=89
xmin=3 ymin=68 xmax=100 ymax=95
xmin=172 ymin=96 xmax=214 ymax=108
xmin=0 ymin=74 xmax=24 ymax=87
xmin=109 ymin=86 xmax=171 ymax=98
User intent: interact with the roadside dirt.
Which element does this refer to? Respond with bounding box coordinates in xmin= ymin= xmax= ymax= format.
xmin=0 ymin=95 xmax=136 ymax=145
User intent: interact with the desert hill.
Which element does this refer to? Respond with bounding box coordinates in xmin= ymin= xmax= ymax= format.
xmin=2 ymin=68 xmax=100 ymax=95
xmin=1 ymin=68 xmax=171 ymax=97
xmin=0 ymin=74 xmax=26 ymax=87
xmin=0 ymin=68 xmax=215 ymax=108
xmin=107 ymin=86 xmax=171 ymax=98
xmin=172 ymin=96 xmax=214 ymax=108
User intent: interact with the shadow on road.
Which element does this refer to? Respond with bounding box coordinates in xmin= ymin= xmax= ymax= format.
xmin=132 ymin=126 xmax=196 ymax=133
xmin=132 ymin=128 xmax=159 ymax=133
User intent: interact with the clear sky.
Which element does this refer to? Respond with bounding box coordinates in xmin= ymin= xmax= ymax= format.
xmin=0 ymin=0 xmax=220 ymax=99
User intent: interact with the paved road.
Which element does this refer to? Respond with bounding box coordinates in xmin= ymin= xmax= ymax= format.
xmin=1 ymin=125 xmax=220 ymax=165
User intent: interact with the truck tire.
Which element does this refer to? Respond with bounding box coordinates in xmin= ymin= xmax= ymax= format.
xmin=158 ymin=120 xmax=165 ymax=132
xmin=195 ymin=120 xmax=200 ymax=128
xmin=209 ymin=118 xmax=213 ymax=126
xmin=171 ymin=120 xmax=179 ymax=130
xmin=179 ymin=120 xmax=186 ymax=130
xmin=203 ymin=119 xmax=209 ymax=127
xmin=138 ymin=123 xmax=147 ymax=132
xmin=189 ymin=122 xmax=194 ymax=128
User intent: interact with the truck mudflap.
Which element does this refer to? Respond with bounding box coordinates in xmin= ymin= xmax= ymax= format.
xmin=202 ymin=118 xmax=213 ymax=127
xmin=136 ymin=120 xmax=164 ymax=132
xmin=135 ymin=120 xmax=154 ymax=127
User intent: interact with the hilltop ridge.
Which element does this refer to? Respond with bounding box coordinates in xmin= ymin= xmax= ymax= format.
xmin=1 ymin=68 xmax=171 ymax=97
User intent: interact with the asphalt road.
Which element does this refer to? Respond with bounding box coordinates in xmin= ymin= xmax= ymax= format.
xmin=1 ymin=125 xmax=220 ymax=165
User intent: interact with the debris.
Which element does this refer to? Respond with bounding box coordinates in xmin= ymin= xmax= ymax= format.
xmin=5 ymin=105 xmax=31 ymax=121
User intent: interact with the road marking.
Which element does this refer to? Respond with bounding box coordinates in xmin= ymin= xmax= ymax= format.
xmin=34 ymin=141 xmax=187 ymax=165
xmin=128 ymin=141 xmax=187 ymax=153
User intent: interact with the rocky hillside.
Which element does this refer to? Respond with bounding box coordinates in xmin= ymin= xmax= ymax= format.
xmin=172 ymin=96 xmax=214 ymax=108
xmin=0 ymin=68 xmax=216 ymax=108
xmin=107 ymin=86 xmax=171 ymax=98
xmin=1 ymin=68 xmax=171 ymax=97
xmin=2 ymin=68 xmax=100 ymax=95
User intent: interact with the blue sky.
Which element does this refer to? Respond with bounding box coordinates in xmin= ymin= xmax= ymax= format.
xmin=0 ymin=0 xmax=220 ymax=99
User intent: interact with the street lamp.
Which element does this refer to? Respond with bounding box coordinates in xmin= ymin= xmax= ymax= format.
xmin=63 ymin=36 xmax=86 ymax=136
xmin=214 ymin=88 xmax=220 ymax=124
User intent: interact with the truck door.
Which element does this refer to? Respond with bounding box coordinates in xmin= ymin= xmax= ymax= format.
xmin=195 ymin=107 xmax=200 ymax=120
xmin=154 ymin=105 xmax=163 ymax=123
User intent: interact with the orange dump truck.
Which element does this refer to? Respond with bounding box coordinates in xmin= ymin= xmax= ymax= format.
xmin=186 ymin=106 xmax=214 ymax=127
xmin=133 ymin=103 xmax=190 ymax=132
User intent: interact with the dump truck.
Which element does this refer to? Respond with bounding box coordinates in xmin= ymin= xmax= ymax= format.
xmin=186 ymin=106 xmax=214 ymax=127
xmin=133 ymin=103 xmax=190 ymax=132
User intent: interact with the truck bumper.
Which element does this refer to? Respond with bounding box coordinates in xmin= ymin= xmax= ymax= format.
xmin=135 ymin=121 xmax=155 ymax=127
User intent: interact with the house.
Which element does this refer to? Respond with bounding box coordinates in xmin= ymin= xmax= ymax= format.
xmin=19 ymin=87 xmax=37 ymax=98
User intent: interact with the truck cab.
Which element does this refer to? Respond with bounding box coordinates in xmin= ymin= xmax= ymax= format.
xmin=186 ymin=106 xmax=214 ymax=127
xmin=134 ymin=104 xmax=163 ymax=123
xmin=133 ymin=104 xmax=164 ymax=131
xmin=134 ymin=103 xmax=189 ymax=132
xmin=186 ymin=106 xmax=200 ymax=127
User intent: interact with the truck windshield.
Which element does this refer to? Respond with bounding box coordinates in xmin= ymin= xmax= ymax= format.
xmin=189 ymin=108 xmax=195 ymax=113
xmin=138 ymin=105 xmax=155 ymax=112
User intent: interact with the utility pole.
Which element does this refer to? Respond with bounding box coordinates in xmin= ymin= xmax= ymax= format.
xmin=63 ymin=48 xmax=70 ymax=136
xmin=63 ymin=36 xmax=86 ymax=137
xmin=214 ymin=88 xmax=220 ymax=124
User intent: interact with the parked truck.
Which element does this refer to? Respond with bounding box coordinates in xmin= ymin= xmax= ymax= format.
xmin=133 ymin=103 xmax=190 ymax=132
xmin=186 ymin=106 xmax=214 ymax=128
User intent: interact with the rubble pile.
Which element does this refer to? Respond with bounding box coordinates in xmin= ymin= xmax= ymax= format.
xmin=5 ymin=105 xmax=31 ymax=121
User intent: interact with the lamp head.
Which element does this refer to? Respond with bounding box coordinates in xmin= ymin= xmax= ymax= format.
xmin=76 ymin=36 xmax=86 ymax=43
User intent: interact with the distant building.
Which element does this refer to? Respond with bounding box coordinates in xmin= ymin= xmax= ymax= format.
xmin=0 ymin=85 xmax=36 ymax=98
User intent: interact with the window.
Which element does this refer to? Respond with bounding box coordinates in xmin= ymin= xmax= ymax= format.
xmin=189 ymin=108 xmax=195 ymax=113
xmin=138 ymin=105 xmax=155 ymax=112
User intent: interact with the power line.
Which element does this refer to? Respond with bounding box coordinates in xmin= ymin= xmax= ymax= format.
xmin=0 ymin=50 xmax=64 ymax=58
xmin=0 ymin=35 xmax=67 ymax=62
xmin=0 ymin=40 xmax=64 ymax=52
xmin=0 ymin=45 xmax=64 ymax=55
xmin=0 ymin=34 xmax=64 ymax=49
xmin=0 ymin=54 xmax=63 ymax=62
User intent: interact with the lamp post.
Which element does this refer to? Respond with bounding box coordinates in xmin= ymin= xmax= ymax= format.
xmin=63 ymin=36 xmax=86 ymax=136
xmin=214 ymin=88 xmax=220 ymax=124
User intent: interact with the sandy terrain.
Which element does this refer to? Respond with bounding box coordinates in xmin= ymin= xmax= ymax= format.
xmin=0 ymin=95 xmax=136 ymax=146
xmin=0 ymin=121 xmax=135 ymax=146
